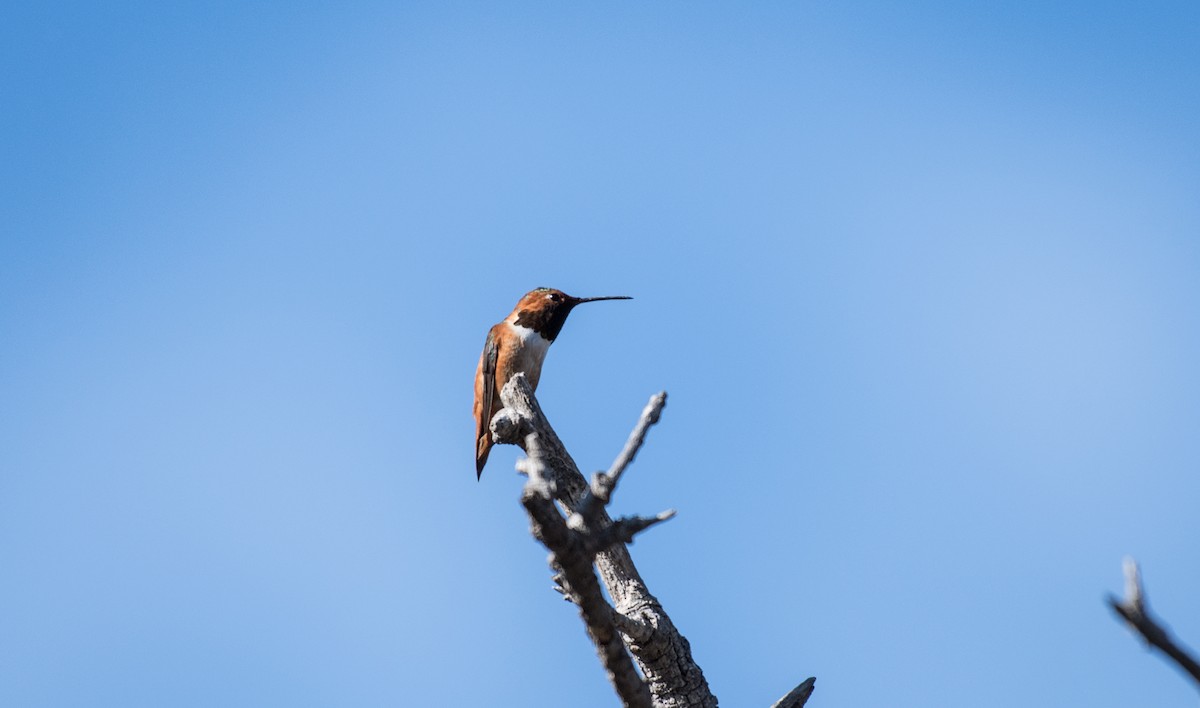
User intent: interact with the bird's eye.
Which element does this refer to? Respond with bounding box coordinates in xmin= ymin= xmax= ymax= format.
xmin=549 ymin=293 xmax=560 ymax=301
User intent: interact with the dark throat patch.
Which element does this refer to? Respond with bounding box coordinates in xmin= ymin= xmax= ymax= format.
xmin=513 ymin=303 xmax=574 ymax=341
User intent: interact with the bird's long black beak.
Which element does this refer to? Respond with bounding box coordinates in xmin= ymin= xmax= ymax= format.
xmin=573 ymin=295 xmax=632 ymax=304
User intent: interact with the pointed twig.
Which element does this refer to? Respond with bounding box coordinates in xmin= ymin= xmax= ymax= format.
xmin=551 ymin=567 xmax=582 ymax=605
xmin=604 ymin=391 xmax=667 ymax=492
xmin=771 ymin=677 xmax=816 ymax=708
xmin=1107 ymin=557 xmax=1200 ymax=690
xmin=576 ymin=391 xmax=668 ymax=523
xmin=585 ymin=510 xmax=677 ymax=555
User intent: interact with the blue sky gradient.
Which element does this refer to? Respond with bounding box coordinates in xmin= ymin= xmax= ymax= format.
xmin=3 ymin=2 xmax=1199 ymax=706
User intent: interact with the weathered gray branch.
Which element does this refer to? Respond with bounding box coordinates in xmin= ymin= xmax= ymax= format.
xmin=492 ymin=374 xmax=718 ymax=707
xmin=1107 ymin=557 xmax=1200 ymax=690
xmin=584 ymin=511 xmax=678 ymax=555
xmin=577 ymin=390 xmax=668 ymax=521
xmin=517 ymin=439 xmax=653 ymax=708
xmin=770 ymin=677 xmax=816 ymax=708
xmin=492 ymin=374 xmax=815 ymax=707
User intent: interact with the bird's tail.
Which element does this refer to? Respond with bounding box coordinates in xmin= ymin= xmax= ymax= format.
xmin=475 ymin=435 xmax=491 ymax=480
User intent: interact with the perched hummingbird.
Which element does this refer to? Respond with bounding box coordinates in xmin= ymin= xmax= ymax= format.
xmin=473 ymin=287 xmax=631 ymax=478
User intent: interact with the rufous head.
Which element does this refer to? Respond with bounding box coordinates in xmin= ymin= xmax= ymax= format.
xmin=508 ymin=287 xmax=631 ymax=341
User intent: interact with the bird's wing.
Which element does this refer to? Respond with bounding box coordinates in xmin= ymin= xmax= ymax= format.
xmin=475 ymin=327 xmax=499 ymax=477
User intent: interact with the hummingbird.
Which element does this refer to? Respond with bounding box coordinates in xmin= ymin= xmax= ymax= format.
xmin=473 ymin=287 xmax=632 ymax=478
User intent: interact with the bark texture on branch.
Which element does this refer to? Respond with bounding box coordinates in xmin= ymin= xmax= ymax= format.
xmin=517 ymin=439 xmax=653 ymax=708
xmin=1107 ymin=557 xmax=1200 ymax=691
xmin=492 ymin=374 xmax=815 ymax=708
xmin=492 ymin=374 xmax=717 ymax=707
xmin=770 ymin=677 xmax=816 ymax=708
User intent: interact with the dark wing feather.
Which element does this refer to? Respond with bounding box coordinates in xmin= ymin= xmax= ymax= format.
xmin=475 ymin=328 xmax=499 ymax=478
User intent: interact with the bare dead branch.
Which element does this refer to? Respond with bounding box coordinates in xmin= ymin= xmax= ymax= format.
xmin=518 ymin=442 xmax=653 ymax=708
xmin=584 ymin=510 xmax=678 ymax=555
xmin=493 ymin=374 xmax=814 ymax=707
xmin=1107 ymin=557 xmax=1200 ymax=690
xmin=601 ymin=391 xmax=668 ymax=497
xmin=613 ymin=610 xmax=653 ymax=644
xmin=576 ymin=391 xmax=668 ymax=524
xmin=493 ymin=375 xmax=718 ymax=708
xmin=771 ymin=677 xmax=817 ymax=708
xmin=550 ymin=569 xmax=581 ymax=605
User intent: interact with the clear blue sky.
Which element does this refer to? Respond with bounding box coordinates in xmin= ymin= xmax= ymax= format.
xmin=3 ymin=2 xmax=1199 ymax=706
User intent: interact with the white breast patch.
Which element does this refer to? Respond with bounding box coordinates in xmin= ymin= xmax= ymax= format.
xmin=511 ymin=324 xmax=552 ymax=358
